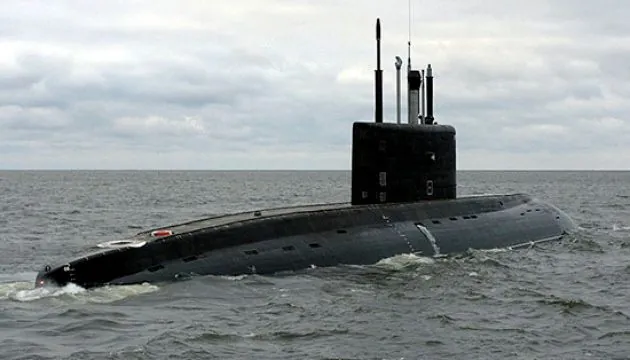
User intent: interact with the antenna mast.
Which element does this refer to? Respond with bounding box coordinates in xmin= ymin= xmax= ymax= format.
xmin=407 ymin=0 xmax=412 ymax=72
xmin=395 ymin=56 xmax=403 ymax=124
xmin=374 ymin=19 xmax=383 ymax=123
xmin=406 ymin=1 xmax=421 ymax=125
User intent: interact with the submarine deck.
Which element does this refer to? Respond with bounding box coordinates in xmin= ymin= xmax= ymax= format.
xmin=134 ymin=201 xmax=354 ymax=240
xmin=125 ymin=193 xmax=533 ymax=244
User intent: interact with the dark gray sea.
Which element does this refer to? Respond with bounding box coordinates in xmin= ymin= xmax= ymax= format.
xmin=0 ymin=170 xmax=629 ymax=359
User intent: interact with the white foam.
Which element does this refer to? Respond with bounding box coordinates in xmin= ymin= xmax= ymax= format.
xmin=1 ymin=282 xmax=86 ymax=302
xmin=0 ymin=280 xmax=159 ymax=303
xmin=218 ymin=274 xmax=248 ymax=281
xmin=478 ymin=248 xmax=509 ymax=253
xmin=375 ymin=253 xmax=435 ymax=271
xmin=86 ymin=283 xmax=160 ymax=304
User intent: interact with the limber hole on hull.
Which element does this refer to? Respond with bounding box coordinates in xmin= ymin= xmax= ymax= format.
xmin=431 ymin=214 xmax=479 ymax=224
xmin=148 ymin=264 xmax=164 ymax=272
xmin=242 ymin=244 xmax=322 ymax=256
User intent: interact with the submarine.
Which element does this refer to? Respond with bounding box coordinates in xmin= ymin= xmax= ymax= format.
xmin=35 ymin=18 xmax=576 ymax=289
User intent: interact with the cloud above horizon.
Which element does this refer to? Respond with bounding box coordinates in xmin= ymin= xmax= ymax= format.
xmin=1 ymin=0 xmax=628 ymax=170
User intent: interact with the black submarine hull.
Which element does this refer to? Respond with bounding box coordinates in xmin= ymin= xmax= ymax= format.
xmin=35 ymin=193 xmax=576 ymax=289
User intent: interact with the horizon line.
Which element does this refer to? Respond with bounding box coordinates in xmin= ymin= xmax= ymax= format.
xmin=0 ymin=168 xmax=628 ymax=172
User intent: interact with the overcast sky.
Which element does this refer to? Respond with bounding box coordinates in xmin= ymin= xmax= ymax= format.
xmin=1 ymin=0 xmax=628 ymax=170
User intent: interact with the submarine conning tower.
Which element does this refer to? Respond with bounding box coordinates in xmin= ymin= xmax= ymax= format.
xmin=351 ymin=18 xmax=456 ymax=205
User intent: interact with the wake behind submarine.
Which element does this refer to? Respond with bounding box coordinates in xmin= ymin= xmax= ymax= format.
xmin=35 ymin=19 xmax=576 ymax=289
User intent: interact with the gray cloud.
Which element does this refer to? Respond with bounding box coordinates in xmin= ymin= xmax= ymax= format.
xmin=0 ymin=0 xmax=628 ymax=169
